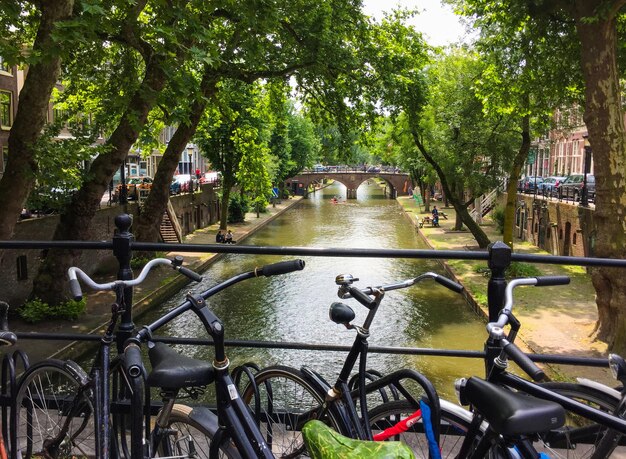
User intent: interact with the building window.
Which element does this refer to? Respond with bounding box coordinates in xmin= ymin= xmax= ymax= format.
xmin=573 ymin=233 xmax=577 ymax=245
xmin=0 ymin=91 xmax=12 ymax=129
xmin=16 ymin=255 xmax=28 ymax=281
xmin=0 ymin=57 xmax=11 ymax=75
xmin=559 ymin=229 xmax=563 ymax=240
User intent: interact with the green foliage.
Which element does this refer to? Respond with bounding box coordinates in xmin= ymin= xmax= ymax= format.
xmin=228 ymin=194 xmax=250 ymax=223
xmin=492 ymin=206 xmax=506 ymax=234
xmin=474 ymin=262 xmax=541 ymax=278
xmin=507 ymin=262 xmax=542 ymax=278
xmin=20 ymin=297 xmax=86 ymax=323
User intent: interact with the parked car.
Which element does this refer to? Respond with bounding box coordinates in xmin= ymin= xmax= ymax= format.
xmin=173 ymin=174 xmax=198 ymax=192
xmin=517 ymin=176 xmax=544 ymax=193
xmin=199 ymin=171 xmax=220 ymax=184
xmin=558 ymin=174 xmax=596 ymax=202
xmin=538 ymin=176 xmax=567 ymax=196
xmin=312 ymin=164 xmax=328 ymax=172
xmin=366 ymin=165 xmax=381 ymax=173
xmin=170 ymin=178 xmax=182 ymax=195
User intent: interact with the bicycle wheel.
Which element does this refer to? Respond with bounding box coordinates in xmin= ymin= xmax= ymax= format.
xmin=14 ymin=359 xmax=96 ymax=459
xmin=534 ymin=382 xmax=623 ymax=459
xmin=240 ymin=365 xmax=341 ymax=459
xmin=155 ymin=404 xmax=239 ymax=459
xmin=369 ymin=398 xmax=488 ymax=459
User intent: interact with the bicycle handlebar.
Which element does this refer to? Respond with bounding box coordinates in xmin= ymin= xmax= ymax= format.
xmin=339 ymin=271 xmax=464 ymax=300
xmin=123 ymin=259 xmax=306 ymax=377
xmin=487 ymin=276 xmax=570 ymax=332
xmin=67 ymin=256 xmax=203 ymax=300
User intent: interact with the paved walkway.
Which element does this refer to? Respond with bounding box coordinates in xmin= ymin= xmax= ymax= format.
xmin=11 ymin=191 xmax=613 ymax=387
xmin=396 ymin=195 xmax=612 ymax=386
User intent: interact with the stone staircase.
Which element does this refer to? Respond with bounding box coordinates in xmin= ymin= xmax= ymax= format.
xmin=159 ymin=201 xmax=182 ymax=243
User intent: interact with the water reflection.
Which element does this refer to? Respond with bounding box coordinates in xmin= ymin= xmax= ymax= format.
xmin=142 ymin=181 xmax=487 ymax=397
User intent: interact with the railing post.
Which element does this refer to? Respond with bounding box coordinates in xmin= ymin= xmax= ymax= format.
xmin=112 ymin=214 xmax=135 ymax=353
xmin=487 ymin=241 xmax=511 ymax=321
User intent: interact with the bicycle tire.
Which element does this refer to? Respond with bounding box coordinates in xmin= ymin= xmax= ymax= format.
xmin=14 ymin=359 xmax=96 ymax=459
xmin=535 ymin=381 xmax=623 ymax=459
xmin=155 ymin=404 xmax=239 ymax=459
xmin=240 ymin=365 xmax=342 ymax=459
xmin=368 ymin=398 xmax=497 ymax=459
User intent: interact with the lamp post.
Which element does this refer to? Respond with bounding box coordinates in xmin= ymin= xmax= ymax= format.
xmin=187 ymin=147 xmax=193 ymax=194
xmin=119 ymin=160 xmax=127 ymax=205
xmin=581 ymin=136 xmax=591 ymax=207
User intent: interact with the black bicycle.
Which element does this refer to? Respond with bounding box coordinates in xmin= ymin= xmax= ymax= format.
xmin=238 ymin=271 xmax=465 ymax=459
xmin=12 ymin=257 xmax=202 ymax=459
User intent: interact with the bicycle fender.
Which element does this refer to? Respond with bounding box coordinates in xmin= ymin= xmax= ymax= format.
xmin=576 ymin=377 xmax=621 ymax=400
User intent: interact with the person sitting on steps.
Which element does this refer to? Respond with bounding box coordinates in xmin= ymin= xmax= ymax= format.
xmin=216 ymin=230 xmax=225 ymax=243
xmin=224 ymin=229 xmax=234 ymax=244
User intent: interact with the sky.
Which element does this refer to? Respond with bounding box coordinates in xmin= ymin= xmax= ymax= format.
xmin=362 ymin=0 xmax=469 ymax=47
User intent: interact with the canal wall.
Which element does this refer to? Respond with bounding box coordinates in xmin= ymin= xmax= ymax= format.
xmin=2 ymin=183 xmax=221 ymax=308
xmin=24 ymin=196 xmax=305 ymax=363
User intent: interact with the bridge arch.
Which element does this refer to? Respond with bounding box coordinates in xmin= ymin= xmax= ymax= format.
xmin=286 ymin=169 xmax=410 ymax=199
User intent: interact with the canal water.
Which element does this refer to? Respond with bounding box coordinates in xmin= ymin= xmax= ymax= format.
xmin=142 ymin=181 xmax=487 ymax=398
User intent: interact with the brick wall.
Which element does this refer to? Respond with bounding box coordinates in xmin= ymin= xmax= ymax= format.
xmin=0 ymin=184 xmax=220 ymax=307
xmin=502 ymin=193 xmax=594 ymax=257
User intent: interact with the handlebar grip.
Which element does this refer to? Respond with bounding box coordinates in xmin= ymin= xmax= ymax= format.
xmin=503 ymin=341 xmax=545 ymax=381
xmin=124 ymin=343 xmax=144 ymax=378
xmin=179 ymin=267 xmax=202 ymax=282
xmin=435 ymin=275 xmax=464 ymax=293
xmin=258 ymin=259 xmax=305 ymax=277
xmin=534 ymin=276 xmax=570 ymax=286
xmin=69 ymin=278 xmax=83 ymax=301
xmin=349 ymin=286 xmax=376 ymax=308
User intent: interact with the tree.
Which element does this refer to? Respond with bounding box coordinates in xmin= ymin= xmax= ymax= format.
xmin=31 ymin=0 xmax=193 ymax=304
xmin=451 ymin=0 xmax=583 ymax=248
xmin=450 ymin=0 xmax=626 ymax=353
xmin=196 ymin=81 xmax=264 ymax=229
xmin=365 ymin=14 xmax=515 ymax=247
xmin=0 ymin=0 xmax=75 ymax=244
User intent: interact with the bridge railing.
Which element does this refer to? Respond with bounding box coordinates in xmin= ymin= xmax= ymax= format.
xmin=2 ymin=216 xmax=626 ymax=451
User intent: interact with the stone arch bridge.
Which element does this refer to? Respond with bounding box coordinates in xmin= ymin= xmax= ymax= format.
xmin=286 ymin=168 xmax=410 ymax=199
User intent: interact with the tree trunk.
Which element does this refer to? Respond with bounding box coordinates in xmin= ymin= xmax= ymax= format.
xmin=503 ymin=116 xmax=530 ymax=247
xmin=0 ymin=0 xmax=74 ymax=244
xmin=220 ymin=183 xmax=233 ymax=230
xmin=411 ymin=130 xmax=491 ymax=248
xmin=31 ymin=55 xmax=169 ymax=305
xmin=134 ymin=77 xmax=218 ymax=244
xmin=574 ymin=2 xmax=626 ymax=353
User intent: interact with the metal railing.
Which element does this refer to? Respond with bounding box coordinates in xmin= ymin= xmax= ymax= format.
xmin=2 ymin=213 xmax=626 ymax=455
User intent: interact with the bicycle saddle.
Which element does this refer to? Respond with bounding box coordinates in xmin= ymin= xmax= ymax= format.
xmin=302 ymin=420 xmax=415 ymax=459
xmin=147 ymin=342 xmax=215 ymax=389
xmin=461 ymin=376 xmax=565 ymax=436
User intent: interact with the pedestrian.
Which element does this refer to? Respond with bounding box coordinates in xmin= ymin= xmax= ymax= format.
xmin=408 ymin=185 xmax=413 ymax=196
xmin=195 ymin=168 xmax=201 ymax=180
xmin=432 ymin=206 xmax=439 ymax=227
xmin=225 ymin=230 xmax=233 ymax=243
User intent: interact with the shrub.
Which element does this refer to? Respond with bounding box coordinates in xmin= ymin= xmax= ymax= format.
xmin=474 ymin=261 xmax=542 ymax=278
xmin=228 ymin=194 xmax=249 ymax=223
xmin=20 ymin=297 xmax=86 ymax=323
xmin=282 ymin=189 xmax=291 ymax=199
xmin=492 ymin=205 xmax=505 ymax=235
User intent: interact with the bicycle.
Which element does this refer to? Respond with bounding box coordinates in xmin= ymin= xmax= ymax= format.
xmin=367 ymin=276 xmax=626 ymax=459
xmin=238 ymin=271 xmax=465 ymax=459
xmin=118 ymin=259 xmax=424 ymax=459
xmin=12 ymin=257 xmax=203 ymax=459
xmin=0 ymin=302 xmax=17 ymax=459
